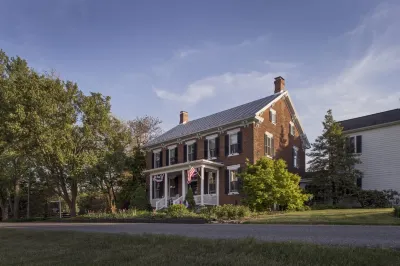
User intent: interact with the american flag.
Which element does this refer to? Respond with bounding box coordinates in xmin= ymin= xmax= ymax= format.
xmin=187 ymin=167 xmax=197 ymax=184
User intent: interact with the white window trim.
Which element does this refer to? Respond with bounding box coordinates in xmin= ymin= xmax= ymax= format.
xmin=227 ymin=164 xmax=240 ymax=195
xmin=185 ymin=139 xmax=196 ymax=145
xmin=290 ymin=121 xmax=295 ymax=136
xmin=348 ymin=135 xmax=362 ymax=154
xmin=206 ymin=134 xmax=218 ymax=140
xmin=153 ymin=148 xmax=161 ymax=154
xmin=293 ymin=146 xmax=299 ymax=168
xmin=227 ymin=130 xmax=240 ymax=157
xmin=270 ymin=109 xmax=277 ymax=125
xmin=168 ymin=147 xmax=176 ymax=165
xmin=186 ymin=143 xmax=195 ymax=162
xmin=264 ymin=132 xmax=274 ymax=158
xmin=227 ymin=128 xmax=240 ymax=135
xmin=207 ymin=137 xmax=217 ymax=160
xmin=208 ymin=172 xmax=216 ymax=195
xmin=168 ymin=144 xmax=177 ymax=150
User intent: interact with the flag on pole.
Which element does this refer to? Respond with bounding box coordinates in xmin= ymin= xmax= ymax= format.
xmin=187 ymin=167 xmax=197 ymax=184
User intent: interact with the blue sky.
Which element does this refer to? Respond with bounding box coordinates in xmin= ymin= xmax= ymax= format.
xmin=1 ymin=0 xmax=399 ymax=145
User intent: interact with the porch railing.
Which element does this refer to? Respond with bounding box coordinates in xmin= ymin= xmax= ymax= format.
xmin=172 ymin=195 xmax=184 ymax=205
xmin=155 ymin=197 xmax=167 ymax=210
xmin=194 ymin=194 xmax=217 ymax=205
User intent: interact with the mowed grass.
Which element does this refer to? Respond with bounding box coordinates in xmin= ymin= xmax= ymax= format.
xmin=246 ymin=208 xmax=400 ymax=225
xmin=1 ymin=229 xmax=400 ymax=266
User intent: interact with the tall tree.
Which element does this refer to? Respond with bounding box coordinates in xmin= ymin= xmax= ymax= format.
xmin=86 ymin=116 xmax=132 ymax=213
xmin=307 ymin=110 xmax=362 ymax=204
xmin=127 ymin=116 xmax=162 ymax=149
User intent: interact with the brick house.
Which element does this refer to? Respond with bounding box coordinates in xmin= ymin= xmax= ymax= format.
xmin=143 ymin=77 xmax=310 ymax=209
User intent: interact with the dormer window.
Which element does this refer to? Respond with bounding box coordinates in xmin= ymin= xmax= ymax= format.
xmin=270 ymin=109 xmax=277 ymax=124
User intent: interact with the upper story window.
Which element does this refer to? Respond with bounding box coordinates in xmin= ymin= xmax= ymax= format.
xmin=289 ymin=121 xmax=295 ymax=136
xmin=347 ymin=135 xmax=362 ymax=154
xmin=225 ymin=128 xmax=241 ymax=156
xmin=167 ymin=145 xmax=177 ymax=165
xmin=264 ymin=132 xmax=274 ymax=157
xmin=153 ymin=149 xmax=162 ymax=168
xmin=205 ymin=134 xmax=219 ymax=160
xmin=269 ymin=109 xmax=277 ymax=124
xmin=185 ymin=140 xmax=196 ymax=162
xmin=293 ymin=146 xmax=299 ymax=168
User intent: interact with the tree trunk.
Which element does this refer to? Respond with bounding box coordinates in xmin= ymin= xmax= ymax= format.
xmin=109 ymin=187 xmax=117 ymax=213
xmin=0 ymin=202 xmax=9 ymax=221
xmin=69 ymin=180 xmax=78 ymax=217
xmin=13 ymin=180 xmax=20 ymax=219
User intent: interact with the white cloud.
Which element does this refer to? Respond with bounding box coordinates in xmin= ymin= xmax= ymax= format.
xmin=175 ymin=49 xmax=199 ymax=58
xmin=155 ymin=71 xmax=284 ymax=105
xmin=297 ymin=2 xmax=400 ymax=143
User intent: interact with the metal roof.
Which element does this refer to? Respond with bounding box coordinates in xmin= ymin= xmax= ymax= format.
xmin=145 ymin=93 xmax=282 ymax=147
xmin=339 ymin=109 xmax=400 ymax=132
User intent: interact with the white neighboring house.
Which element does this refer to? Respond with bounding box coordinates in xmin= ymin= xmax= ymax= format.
xmin=338 ymin=109 xmax=400 ymax=193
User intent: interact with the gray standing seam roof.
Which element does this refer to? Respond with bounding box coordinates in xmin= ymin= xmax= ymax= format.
xmin=339 ymin=109 xmax=400 ymax=131
xmin=145 ymin=93 xmax=282 ymax=147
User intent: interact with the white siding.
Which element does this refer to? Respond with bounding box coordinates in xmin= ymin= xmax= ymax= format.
xmin=346 ymin=124 xmax=400 ymax=192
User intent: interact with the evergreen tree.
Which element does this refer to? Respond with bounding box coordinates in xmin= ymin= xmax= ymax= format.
xmin=307 ymin=110 xmax=362 ymax=204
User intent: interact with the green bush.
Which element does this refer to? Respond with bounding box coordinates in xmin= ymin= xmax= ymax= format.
xmin=185 ymin=187 xmax=196 ymax=210
xmin=166 ymin=204 xmax=190 ymax=218
xmin=214 ymin=205 xmax=250 ymax=220
xmin=241 ymin=157 xmax=310 ymax=212
xmin=130 ymin=185 xmax=150 ymax=210
xmin=198 ymin=206 xmax=217 ymax=220
xmin=356 ymin=190 xmax=391 ymax=208
xmin=394 ymin=206 xmax=400 ymax=218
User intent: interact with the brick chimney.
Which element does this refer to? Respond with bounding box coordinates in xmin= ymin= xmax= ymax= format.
xmin=179 ymin=111 xmax=188 ymax=124
xmin=274 ymin=76 xmax=285 ymax=93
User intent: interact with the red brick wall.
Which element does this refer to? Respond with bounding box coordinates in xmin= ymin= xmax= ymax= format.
xmin=253 ymin=98 xmax=306 ymax=177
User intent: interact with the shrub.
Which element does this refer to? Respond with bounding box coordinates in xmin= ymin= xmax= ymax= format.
xmin=356 ymin=190 xmax=391 ymax=208
xmin=130 ymin=185 xmax=150 ymax=210
xmin=185 ymin=187 xmax=196 ymax=210
xmin=198 ymin=206 xmax=217 ymax=220
xmin=394 ymin=206 xmax=400 ymax=218
xmin=241 ymin=157 xmax=310 ymax=212
xmin=166 ymin=204 xmax=190 ymax=218
xmin=214 ymin=205 xmax=250 ymax=220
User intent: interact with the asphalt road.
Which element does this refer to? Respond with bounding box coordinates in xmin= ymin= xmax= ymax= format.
xmin=1 ymin=222 xmax=400 ymax=248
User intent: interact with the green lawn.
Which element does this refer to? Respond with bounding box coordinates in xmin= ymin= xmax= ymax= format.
xmin=246 ymin=208 xmax=400 ymax=225
xmin=0 ymin=229 xmax=400 ymax=266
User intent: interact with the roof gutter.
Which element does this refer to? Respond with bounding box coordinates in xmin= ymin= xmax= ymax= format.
xmin=342 ymin=120 xmax=400 ymax=134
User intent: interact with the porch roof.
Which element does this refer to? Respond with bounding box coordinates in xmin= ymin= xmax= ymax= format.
xmin=143 ymin=159 xmax=224 ymax=175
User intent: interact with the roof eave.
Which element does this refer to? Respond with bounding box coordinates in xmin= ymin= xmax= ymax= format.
xmin=342 ymin=120 xmax=400 ymax=134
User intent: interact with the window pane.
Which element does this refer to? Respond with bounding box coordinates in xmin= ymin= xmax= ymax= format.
xmin=209 ymin=139 xmax=216 ymax=158
xmin=349 ymin=137 xmax=355 ymax=153
xmin=230 ymin=134 xmax=238 ymax=144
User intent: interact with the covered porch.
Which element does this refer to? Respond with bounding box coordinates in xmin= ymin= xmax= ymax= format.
xmin=144 ymin=159 xmax=223 ymax=210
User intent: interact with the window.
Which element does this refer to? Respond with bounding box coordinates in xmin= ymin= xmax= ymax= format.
xmin=208 ymin=138 xmax=217 ymax=159
xmin=208 ymin=172 xmax=216 ymax=194
xmin=293 ymin=147 xmax=299 ymax=168
xmin=229 ymin=170 xmax=239 ymax=193
xmin=229 ymin=133 xmax=238 ymax=155
xmin=169 ymin=147 xmax=176 ymax=165
xmin=269 ymin=109 xmax=277 ymax=124
xmin=152 ymin=180 xmax=164 ymax=199
xmin=264 ymin=133 xmax=274 ymax=157
xmin=290 ymin=122 xmax=295 ymax=136
xmin=347 ymin=135 xmax=362 ymax=154
xmin=356 ymin=177 xmax=362 ymax=188
xmin=187 ymin=143 xmax=195 ymax=162
xmin=154 ymin=151 xmax=161 ymax=168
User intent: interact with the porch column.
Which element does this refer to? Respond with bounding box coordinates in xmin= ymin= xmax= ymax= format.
xmin=182 ymin=169 xmax=186 ymax=201
xmin=200 ymin=166 xmax=205 ymax=206
xmin=149 ymin=175 xmax=153 ymax=201
xmin=216 ymin=170 xmax=220 ymax=205
xmin=164 ymin=172 xmax=168 ymax=202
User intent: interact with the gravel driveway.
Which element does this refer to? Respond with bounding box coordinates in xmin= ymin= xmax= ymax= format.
xmin=1 ymin=222 xmax=400 ymax=248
